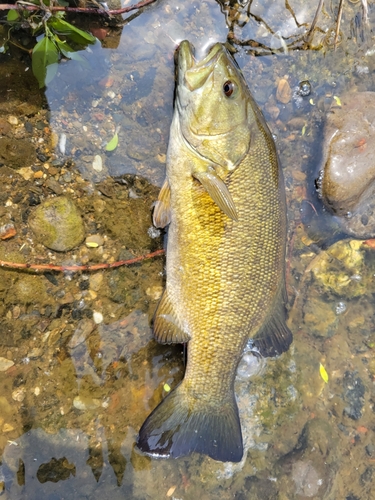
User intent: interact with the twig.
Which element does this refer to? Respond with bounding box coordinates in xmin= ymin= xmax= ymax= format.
xmin=0 ymin=249 xmax=164 ymax=273
xmin=0 ymin=0 xmax=157 ymax=16
xmin=305 ymin=0 xmax=324 ymax=44
xmin=361 ymin=0 xmax=368 ymax=25
xmin=334 ymin=0 xmax=344 ymax=49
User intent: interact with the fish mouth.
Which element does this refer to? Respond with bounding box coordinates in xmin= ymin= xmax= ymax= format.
xmin=178 ymin=40 xmax=225 ymax=91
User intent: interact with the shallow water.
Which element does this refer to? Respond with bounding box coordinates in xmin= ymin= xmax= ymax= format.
xmin=1 ymin=0 xmax=375 ymax=499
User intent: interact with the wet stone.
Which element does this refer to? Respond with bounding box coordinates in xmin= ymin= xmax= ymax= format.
xmin=0 ymin=118 xmax=12 ymax=136
xmin=318 ymin=92 xmax=375 ymax=238
xmin=24 ymin=122 xmax=33 ymax=134
xmin=0 ymin=137 xmax=36 ymax=170
xmin=342 ymin=371 xmax=365 ymax=420
xmin=45 ymin=178 xmax=63 ymax=195
xmin=73 ymin=396 xmax=100 ymax=411
xmin=303 ymin=297 xmax=338 ymax=338
xmin=292 ymin=460 xmax=322 ymax=497
xmin=276 ymin=78 xmax=292 ymax=104
xmin=0 ymin=357 xmax=14 ymax=372
xmin=29 ymin=196 xmax=85 ymax=252
xmin=36 ymin=457 xmax=76 ymax=483
xmin=360 ymin=466 xmax=373 ymax=485
xmin=365 ymin=444 xmax=375 ymax=457
xmin=28 ymin=192 xmax=41 ymax=206
xmin=298 ymin=80 xmax=311 ymax=97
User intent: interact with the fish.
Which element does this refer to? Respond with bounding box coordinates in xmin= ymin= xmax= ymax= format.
xmin=137 ymin=40 xmax=292 ymax=463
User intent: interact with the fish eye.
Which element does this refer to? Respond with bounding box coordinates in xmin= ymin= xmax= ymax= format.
xmin=223 ymin=80 xmax=235 ymax=97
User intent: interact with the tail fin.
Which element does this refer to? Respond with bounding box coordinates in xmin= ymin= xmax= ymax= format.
xmin=137 ymin=384 xmax=243 ymax=462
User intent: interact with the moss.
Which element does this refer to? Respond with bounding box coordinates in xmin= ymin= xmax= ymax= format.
xmin=29 ymin=196 xmax=85 ymax=251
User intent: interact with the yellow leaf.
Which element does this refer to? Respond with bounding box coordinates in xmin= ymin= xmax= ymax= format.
xmin=302 ymin=124 xmax=306 ymax=136
xmin=319 ymin=363 xmax=329 ymax=383
xmin=105 ymin=132 xmax=118 ymax=151
xmin=309 ymin=98 xmax=315 ymax=106
xmin=163 ymin=383 xmax=171 ymax=392
xmin=333 ymin=95 xmax=342 ymax=106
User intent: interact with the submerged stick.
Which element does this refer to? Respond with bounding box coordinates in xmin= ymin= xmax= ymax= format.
xmin=361 ymin=0 xmax=368 ymax=24
xmin=305 ymin=0 xmax=324 ymax=44
xmin=334 ymin=0 xmax=344 ymax=49
xmin=0 ymin=249 xmax=164 ymax=273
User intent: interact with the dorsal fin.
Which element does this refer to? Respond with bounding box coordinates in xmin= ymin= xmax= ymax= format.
xmin=153 ymin=290 xmax=190 ymax=344
xmin=153 ymin=179 xmax=171 ymax=228
xmin=252 ymin=285 xmax=292 ymax=357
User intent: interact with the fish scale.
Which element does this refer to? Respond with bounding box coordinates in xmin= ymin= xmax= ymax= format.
xmin=137 ymin=40 xmax=292 ymax=462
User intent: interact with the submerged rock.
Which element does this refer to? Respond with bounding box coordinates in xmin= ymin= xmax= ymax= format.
xmin=317 ymin=92 xmax=375 ymax=238
xmin=342 ymin=371 xmax=365 ymax=421
xmin=29 ymin=196 xmax=85 ymax=251
xmin=309 ymin=239 xmax=367 ymax=298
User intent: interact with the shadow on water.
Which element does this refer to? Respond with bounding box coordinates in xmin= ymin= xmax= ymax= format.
xmin=1 ymin=0 xmax=375 ymax=498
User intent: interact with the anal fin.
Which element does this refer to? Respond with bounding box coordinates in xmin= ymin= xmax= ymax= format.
xmin=153 ymin=178 xmax=171 ymax=228
xmin=153 ymin=290 xmax=190 ymax=344
xmin=252 ymin=286 xmax=293 ymax=358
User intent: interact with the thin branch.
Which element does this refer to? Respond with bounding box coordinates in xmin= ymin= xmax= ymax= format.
xmin=0 ymin=248 xmax=164 ymax=273
xmin=334 ymin=0 xmax=344 ymax=49
xmin=0 ymin=0 xmax=157 ymax=16
xmin=305 ymin=0 xmax=324 ymax=44
xmin=361 ymin=0 xmax=368 ymax=25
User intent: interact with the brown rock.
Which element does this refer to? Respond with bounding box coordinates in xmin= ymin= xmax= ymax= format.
xmin=318 ymin=92 xmax=375 ymax=237
xmin=0 ymin=137 xmax=36 ymax=169
xmin=276 ymin=78 xmax=292 ymax=104
xmin=265 ymin=103 xmax=280 ymax=121
xmin=320 ymin=92 xmax=375 ymax=215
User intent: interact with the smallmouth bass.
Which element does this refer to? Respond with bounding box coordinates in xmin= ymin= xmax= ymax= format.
xmin=137 ymin=41 xmax=292 ymax=462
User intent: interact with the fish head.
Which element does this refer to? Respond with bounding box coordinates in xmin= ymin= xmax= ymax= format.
xmin=176 ymin=41 xmax=252 ymax=173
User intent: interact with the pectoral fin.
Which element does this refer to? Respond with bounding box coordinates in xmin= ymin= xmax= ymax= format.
xmin=153 ymin=179 xmax=171 ymax=228
xmin=193 ymin=170 xmax=238 ymax=221
xmin=153 ymin=290 xmax=190 ymax=344
xmin=252 ymin=285 xmax=293 ymax=357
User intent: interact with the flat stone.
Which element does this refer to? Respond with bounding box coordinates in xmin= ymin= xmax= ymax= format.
xmin=0 ymin=357 xmax=14 ymax=372
xmin=73 ymin=396 xmax=100 ymax=411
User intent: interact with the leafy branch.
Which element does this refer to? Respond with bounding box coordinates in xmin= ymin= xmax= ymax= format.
xmin=0 ymin=0 xmax=158 ymax=88
xmin=0 ymin=0 xmax=157 ymax=16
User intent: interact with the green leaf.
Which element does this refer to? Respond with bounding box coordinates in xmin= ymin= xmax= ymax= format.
xmin=54 ymin=37 xmax=85 ymax=62
xmin=45 ymin=62 xmax=59 ymax=85
xmin=105 ymin=132 xmax=119 ymax=152
xmin=48 ymin=18 xmax=96 ymax=45
xmin=7 ymin=9 xmax=19 ymax=22
xmin=32 ymin=36 xmax=59 ymax=89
